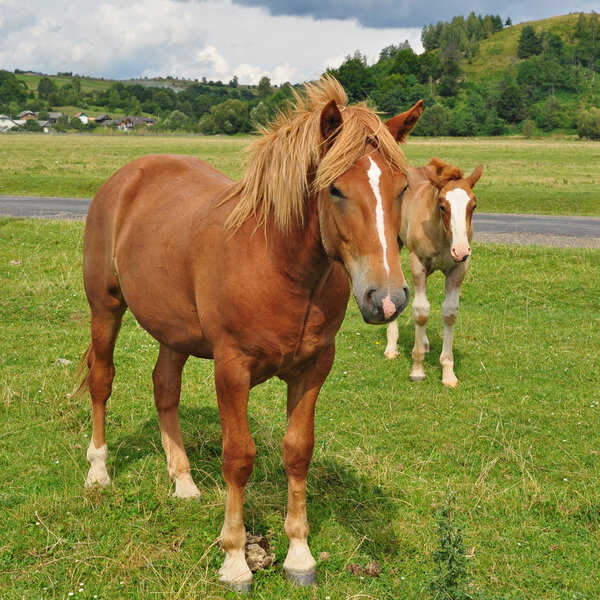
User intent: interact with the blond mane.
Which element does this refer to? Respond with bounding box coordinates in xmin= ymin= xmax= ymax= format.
xmin=225 ymin=75 xmax=407 ymax=232
xmin=428 ymin=157 xmax=464 ymax=188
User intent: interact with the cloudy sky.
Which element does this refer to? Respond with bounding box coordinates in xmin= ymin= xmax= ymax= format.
xmin=0 ymin=0 xmax=596 ymax=85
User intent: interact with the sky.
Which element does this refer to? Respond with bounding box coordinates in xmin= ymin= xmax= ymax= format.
xmin=0 ymin=0 xmax=597 ymax=85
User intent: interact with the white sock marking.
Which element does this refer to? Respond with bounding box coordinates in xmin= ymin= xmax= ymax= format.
xmin=367 ymin=158 xmax=390 ymax=275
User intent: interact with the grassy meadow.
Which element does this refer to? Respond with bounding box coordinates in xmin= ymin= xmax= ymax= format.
xmin=1 ymin=217 xmax=599 ymax=599
xmin=1 ymin=134 xmax=599 ymax=216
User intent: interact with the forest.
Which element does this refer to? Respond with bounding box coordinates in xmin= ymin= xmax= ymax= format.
xmin=1 ymin=12 xmax=599 ymax=138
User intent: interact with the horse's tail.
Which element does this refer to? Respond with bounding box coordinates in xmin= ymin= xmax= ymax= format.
xmin=72 ymin=343 xmax=92 ymax=398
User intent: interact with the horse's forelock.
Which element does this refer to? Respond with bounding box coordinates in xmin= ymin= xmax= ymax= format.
xmin=428 ymin=157 xmax=464 ymax=188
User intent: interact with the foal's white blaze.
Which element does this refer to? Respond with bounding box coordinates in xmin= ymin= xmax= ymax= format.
xmin=446 ymin=188 xmax=471 ymax=260
xmin=367 ymin=158 xmax=390 ymax=275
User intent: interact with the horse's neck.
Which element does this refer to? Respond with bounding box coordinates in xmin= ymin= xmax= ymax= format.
xmin=269 ymin=199 xmax=330 ymax=290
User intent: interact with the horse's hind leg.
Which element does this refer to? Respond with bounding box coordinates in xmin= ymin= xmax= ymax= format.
xmin=152 ymin=344 xmax=200 ymax=498
xmin=86 ymin=299 xmax=126 ymax=486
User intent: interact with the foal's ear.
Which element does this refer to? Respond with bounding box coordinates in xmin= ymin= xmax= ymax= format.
xmin=320 ymin=100 xmax=343 ymax=147
xmin=466 ymin=164 xmax=483 ymax=188
xmin=424 ymin=165 xmax=442 ymax=189
xmin=385 ymin=99 xmax=424 ymax=143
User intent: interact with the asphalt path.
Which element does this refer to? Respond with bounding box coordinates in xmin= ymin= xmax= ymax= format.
xmin=1 ymin=195 xmax=599 ymax=248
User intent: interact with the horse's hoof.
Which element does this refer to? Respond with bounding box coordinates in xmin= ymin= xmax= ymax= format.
xmin=226 ymin=581 xmax=253 ymax=594
xmin=285 ymin=567 xmax=317 ymax=587
xmin=384 ymin=351 xmax=398 ymax=360
xmin=443 ymin=379 xmax=458 ymax=388
xmin=410 ymin=374 xmax=425 ymax=382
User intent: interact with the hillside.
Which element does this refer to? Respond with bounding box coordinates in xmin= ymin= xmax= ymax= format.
xmin=463 ymin=13 xmax=589 ymax=82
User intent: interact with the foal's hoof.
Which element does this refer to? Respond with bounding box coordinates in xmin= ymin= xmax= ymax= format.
xmin=285 ymin=567 xmax=317 ymax=587
xmin=384 ymin=351 xmax=398 ymax=360
xmin=173 ymin=476 xmax=201 ymax=498
xmin=224 ymin=581 xmax=253 ymax=595
xmin=409 ymin=373 xmax=425 ymax=382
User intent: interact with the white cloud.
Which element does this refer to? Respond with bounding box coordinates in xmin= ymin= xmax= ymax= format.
xmin=0 ymin=0 xmax=423 ymax=84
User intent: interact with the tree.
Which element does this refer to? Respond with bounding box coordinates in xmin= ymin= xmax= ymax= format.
xmin=505 ymin=17 xmax=512 ymax=27
xmin=257 ymin=76 xmax=272 ymax=99
xmin=328 ymin=52 xmax=374 ymax=102
xmin=37 ymin=77 xmax=57 ymax=100
xmin=200 ymin=98 xmax=250 ymax=134
xmin=0 ymin=70 xmax=28 ymax=105
xmin=497 ymin=84 xmax=527 ymax=122
xmin=165 ymin=109 xmax=192 ymax=130
xmin=518 ymin=25 xmax=542 ymax=59
xmin=413 ymin=104 xmax=451 ymax=136
xmin=438 ymin=43 xmax=462 ymax=96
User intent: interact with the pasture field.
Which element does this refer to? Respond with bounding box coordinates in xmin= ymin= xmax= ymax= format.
xmin=1 ymin=133 xmax=599 ymax=216
xmin=1 ymin=218 xmax=599 ymax=599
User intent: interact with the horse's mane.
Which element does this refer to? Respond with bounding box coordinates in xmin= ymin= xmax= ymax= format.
xmin=225 ymin=75 xmax=407 ymax=232
xmin=428 ymin=157 xmax=464 ymax=187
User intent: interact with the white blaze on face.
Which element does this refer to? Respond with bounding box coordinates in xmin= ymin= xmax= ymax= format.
xmin=367 ymin=157 xmax=390 ymax=275
xmin=446 ymin=188 xmax=471 ymax=256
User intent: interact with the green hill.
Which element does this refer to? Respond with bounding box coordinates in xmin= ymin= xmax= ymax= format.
xmin=463 ymin=13 xmax=589 ymax=82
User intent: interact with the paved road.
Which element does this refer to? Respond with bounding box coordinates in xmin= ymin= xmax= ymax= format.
xmin=1 ymin=195 xmax=599 ymax=248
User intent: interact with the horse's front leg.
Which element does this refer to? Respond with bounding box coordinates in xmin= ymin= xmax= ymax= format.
xmin=281 ymin=344 xmax=335 ymax=587
xmin=440 ymin=262 xmax=468 ymax=387
xmin=384 ymin=319 xmax=399 ymax=359
xmin=214 ymin=358 xmax=255 ymax=593
xmin=409 ymin=252 xmax=430 ymax=382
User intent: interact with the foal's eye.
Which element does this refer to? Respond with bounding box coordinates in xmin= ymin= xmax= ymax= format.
xmin=330 ymin=185 xmax=345 ymax=199
xmin=439 ymin=205 xmax=446 ymax=213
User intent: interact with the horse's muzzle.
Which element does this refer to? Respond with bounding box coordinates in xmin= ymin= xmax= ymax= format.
xmin=358 ymin=285 xmax=410 ymax=325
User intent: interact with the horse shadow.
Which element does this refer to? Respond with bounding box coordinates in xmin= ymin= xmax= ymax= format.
xmin=110 ymin=402 xmax=403 ymax=559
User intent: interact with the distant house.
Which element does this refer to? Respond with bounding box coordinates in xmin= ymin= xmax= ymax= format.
xmin=94 ymin=114 xmax=112 ymax=123
xmin=38 ymin=120 xmax=52 ymax=133
xmin=17 ymin=110 xmax=36 ymax=120
xmin=117 ymin=115 xmax=156 ymax=131
xmin=100 ymin=119 xmax=117 ymax=127
xmin=74 ymin=111 xmax=89 ymax=124
xmin=48 ymin=111 xmax=63 ymax=123
xmin=0 ymin=114 xmax=21 ymax=132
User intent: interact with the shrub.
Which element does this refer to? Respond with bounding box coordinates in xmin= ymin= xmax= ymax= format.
xmin=576 ymin=107 xmax=600 ymax=140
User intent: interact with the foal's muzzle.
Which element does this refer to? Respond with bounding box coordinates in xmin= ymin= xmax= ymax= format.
xmin=358 ymin=285 xmax=410 ymax=325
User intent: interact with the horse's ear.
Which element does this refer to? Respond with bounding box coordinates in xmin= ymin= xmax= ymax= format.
xmin=424 ymin=165 xmax=442 ymax=189
xmin=466 ymin=164 xmax=483 ymax=188
xmin=385 ymin=99 xmax=424 ymax=143
xmin=320 ymin=100 xmax=343 ymax=147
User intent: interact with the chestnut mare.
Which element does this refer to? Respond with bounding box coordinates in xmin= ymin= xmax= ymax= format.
xmin=79 ymin=77 xmax=423 ymax=591
xmin=384 ymin=158 xmax=483 ymax=386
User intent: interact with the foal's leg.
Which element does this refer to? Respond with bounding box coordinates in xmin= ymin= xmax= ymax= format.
xmin=384 ymin=320 xmax=399 ymax=359
xmin=153 ymin=344 xmax=200 ymax=498
xmin=440 ymin=263 xmax=468 ymax=387
xmin=214 ymin=358 xmax=255 ymax=593
xmin=410 ymin=252 xmax=431 ymax=382
xmin=85 ymin=300 xmax=126 ymax=487
xmin=282 ymin=345 xmax=335 ymax=586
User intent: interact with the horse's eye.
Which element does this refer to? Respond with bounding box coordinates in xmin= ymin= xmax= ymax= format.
xmin=472 ymin=204 xmax=477 ymax=211
xmin=439 ymin=205 xmax=446 ymax=213
xmin=330 ymin=185 xmax=344 ymax=199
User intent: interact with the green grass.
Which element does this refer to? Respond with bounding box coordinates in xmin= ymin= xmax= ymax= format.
xmin=1 ymin=134 xmax=599 ymax=216
xmin=1 ymin=218 xmax=599 ymax=599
